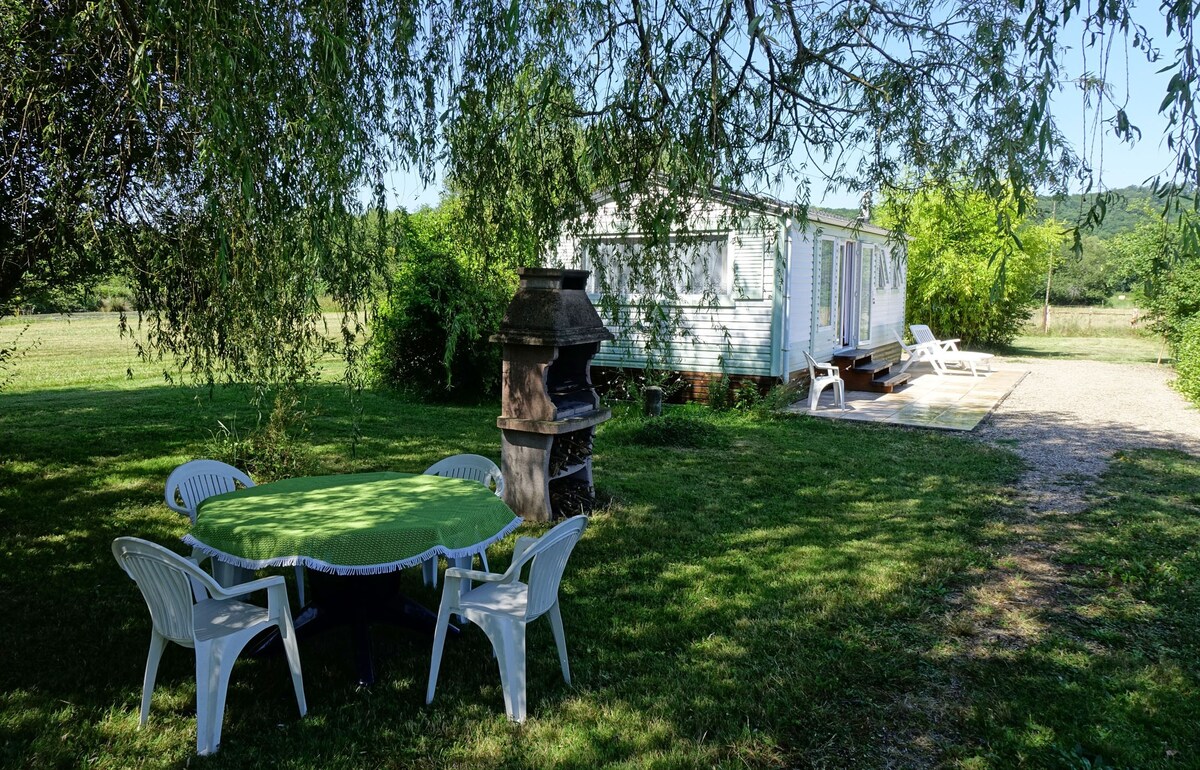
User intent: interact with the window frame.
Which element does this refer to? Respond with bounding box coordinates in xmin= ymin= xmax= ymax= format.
xmin=816 ymin=237 xmax=836 ymax=330
xmin=578 ymin=232 xmax=734 ymax=302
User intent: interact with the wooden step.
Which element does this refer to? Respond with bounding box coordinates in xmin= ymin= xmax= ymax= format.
xmin=872 ymin=371 xmax=911 ymax=393
xmin=852 ymin=360 xmax=891 ymax=375
xmin=831 ymin=348 xmax=874 ymax=366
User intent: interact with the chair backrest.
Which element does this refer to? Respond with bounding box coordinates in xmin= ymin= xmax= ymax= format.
xmin=112 ymin=537 xmax=222 ymax=644
xmin=802 ymin=350 xmax=821 ymax=381
xmin=521 ymin=516 xmax=588 ymax=620
xmin=165 ymin=460 xmax=255 ymax=522
xmin=910 ymin=324 xmax=937 ymax=346
xmin=424 ymin=454 xmax=505 ymax=497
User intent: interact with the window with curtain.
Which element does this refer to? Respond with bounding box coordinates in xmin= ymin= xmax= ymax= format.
xmin=579 ymin=234 xmax=730 ymax=297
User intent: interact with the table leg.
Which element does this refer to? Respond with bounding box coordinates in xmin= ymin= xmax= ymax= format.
xmin=449 ymin=555 xmax=475 ymax=624
xmin=352 ymin=621 xmax=374 ymax=686
xmin=211 ymin=560 xmax=255 ymax=599
xmin=247 ymin=570 xmax=458 ymax=685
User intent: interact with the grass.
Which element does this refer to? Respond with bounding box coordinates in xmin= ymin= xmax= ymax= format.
xmin=1021 ymin=306 xmax=1146 ymax=339
xmin=1012 ymin=305 xmax=1172 ymax=364
xmin=2 ymin=315 xmax=1198 ymax=768
xmin=1006 ymin=335 xmax=1170 ymax=365
xmin=951 ymin=450 xmax=1200 ymax=768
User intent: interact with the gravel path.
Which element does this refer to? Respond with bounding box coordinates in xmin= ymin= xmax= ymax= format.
xmin=974 ymin=358 xmax=1200 ymax=511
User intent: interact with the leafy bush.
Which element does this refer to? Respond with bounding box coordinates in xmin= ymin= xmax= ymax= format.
xmin=88 ymin=276 xmax=137 ymax=312
xmin=733 ymin=381 xmax=762 ymax=411
xmin=369 ymin=205 xmax=515 ymax=402
xmin=204 ymin=391 xmax=315 ymax=481
xmin=1045 ymin=235 xmax=1122 ymax=306
xmin=883 ymin=186 xmax=1061 ymax=346
xmin=1145 ymin=251 xmax=1200 ymax=352
xmin=706 ymin=376 xmax=767 ymax=412
xmin=607 ymin=413 xmax=728 ymax=449
xmin=756 ymin=381 xmax=803 ymax=414
xmin=1173 ymin=314 xmax=1200 ymax=404
xmin=706 ymin=375 xmax=733 ymax=411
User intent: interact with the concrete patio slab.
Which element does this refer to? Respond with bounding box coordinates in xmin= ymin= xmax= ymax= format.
xmin=787 ymin=364 xmax=1028 ymax=431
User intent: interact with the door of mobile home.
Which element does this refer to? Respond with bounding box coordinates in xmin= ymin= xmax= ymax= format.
xmin=837 ymin=242 xmax=859 ymax=350
xmin=837 ymin=241 xmax=874 ymax=350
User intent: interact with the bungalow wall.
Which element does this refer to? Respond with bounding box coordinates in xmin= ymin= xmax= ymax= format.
xmin=554 ymin=201 xmax=782 ymax=382
xmin=555 ymin=197 xmax=906 ymax=394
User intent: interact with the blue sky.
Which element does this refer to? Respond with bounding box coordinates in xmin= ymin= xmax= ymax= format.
xmin=379 ymin=4 xmax=1182 ymax=212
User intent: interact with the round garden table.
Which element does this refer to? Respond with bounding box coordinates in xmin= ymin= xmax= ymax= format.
xmin=183 ymin=471 xmax=522 ymax=684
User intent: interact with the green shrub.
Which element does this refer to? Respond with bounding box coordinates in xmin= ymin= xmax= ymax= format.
xmin=733 ymin=381 xmax=762 ymax=411
xmin=1147 ymin=255 xmax=1200 ymax=352
xmin=756 ymin=381 xmax=803 ymax=414
xmin=605 ymin=413 xmax=728 ymax=449
xmin=706 ymin=375 xmax=733 ymax=411
xmin=88 ymin=276 xmax=137 ymax=312
xmin=883 ymin=185 xmax=1061 ymax=347
xmin=1173 ymin=314 xmax=1200 ymax=405
xmin=204 ymin=392 xmax=315 ymax=481
xmin=369 ymin=206 xmax=515 ymax=402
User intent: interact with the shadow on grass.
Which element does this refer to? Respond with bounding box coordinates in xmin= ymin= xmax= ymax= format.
xmin=9 ymin=380 xmax=1185 ymax=767
xmin=943 ymin=450 xmax=1200 ymax=768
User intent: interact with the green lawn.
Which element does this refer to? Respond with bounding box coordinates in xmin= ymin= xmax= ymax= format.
xmin=2 ymin=315 xmax=1198 ymax=768
xmin=1007 ymin=335 xmax=1170 ymax=365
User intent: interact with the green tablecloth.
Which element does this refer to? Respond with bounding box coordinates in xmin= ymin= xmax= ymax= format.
xmin=183 ymin=472 xmax=522 ymax=576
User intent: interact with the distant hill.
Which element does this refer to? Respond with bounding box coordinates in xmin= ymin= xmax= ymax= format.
xmin=1032 ymin=185 xmax=1161 ymax=238
xmin=811 ymin=206 xmax=863 ymax=221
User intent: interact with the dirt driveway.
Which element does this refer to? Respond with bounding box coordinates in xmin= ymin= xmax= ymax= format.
xmin=975 ymin=358 xmax=1200 ymax=512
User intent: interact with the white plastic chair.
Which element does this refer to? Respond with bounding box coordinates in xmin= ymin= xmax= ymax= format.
xmin=803 ymin=351 xmax=846 ymax=411
xmin=909 ymin=325 xmax=994 ymax=377
xmin=426 ymin=515 xmax=588 ymax=723
xmin=420 ymin=454 xmax=505 ymax=586
xmin=112 ymin=537 xmax=306 ymax=756
xmin=165 ymin=460 xmax=307 ymax=605
xmin=894 ymin=330 xmax=940 ymax=374
xmin=165 ymin=460 xmax=255 ymax=522
xmin=423 ymin=454 xmax=505 ymax=496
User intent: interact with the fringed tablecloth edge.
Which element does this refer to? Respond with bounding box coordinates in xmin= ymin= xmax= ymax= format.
xmin=181 ymin=516 xmax=525 ymax=576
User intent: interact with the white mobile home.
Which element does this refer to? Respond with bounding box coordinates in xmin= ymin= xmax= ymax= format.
xmin=553 ymin=191 xmax=909 ymax=397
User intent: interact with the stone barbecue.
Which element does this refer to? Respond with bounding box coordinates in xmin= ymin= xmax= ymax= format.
xmin=492 ymin=268 xmax=613 ymax=521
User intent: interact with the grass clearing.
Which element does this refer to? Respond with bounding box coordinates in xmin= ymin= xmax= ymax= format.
xmin=947 ymin=450 xmax=1200 ymax=768
xmin=1007 ymin=335 xmax=1170 ymax=365
xmin=1021 ymin=307 xmax=1146 ymax=339
xmin=2 ymin=315 xmax=1198 ymax=768
xmin=1012 ymin=305 xmax=1172 ymax=364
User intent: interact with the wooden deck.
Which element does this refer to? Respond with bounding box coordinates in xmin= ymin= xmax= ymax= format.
xmin=789 ymin=364 xmax=1027 ymax=431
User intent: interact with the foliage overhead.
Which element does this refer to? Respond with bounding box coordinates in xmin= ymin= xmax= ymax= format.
xmin=2 ymin=0 xmax=1199 ymax=384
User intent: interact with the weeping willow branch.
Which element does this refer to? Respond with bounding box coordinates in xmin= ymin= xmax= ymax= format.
xmin=1 ymin=0 xmax=1197 ymax=393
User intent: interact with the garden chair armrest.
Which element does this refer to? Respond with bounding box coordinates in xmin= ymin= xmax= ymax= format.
xmin=444 ymin=567 xmax=507 ymax=583
xmin=208 ymin=574 xmax=287 ymax=599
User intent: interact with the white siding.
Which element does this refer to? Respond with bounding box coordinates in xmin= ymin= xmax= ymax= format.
xmin=596 ymin=303 xmax=776 ymax=375
xmin=554 ymin=195 xmax=905 ymax=382
xmin=555 ymin=201 xmax=778 ymax=377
